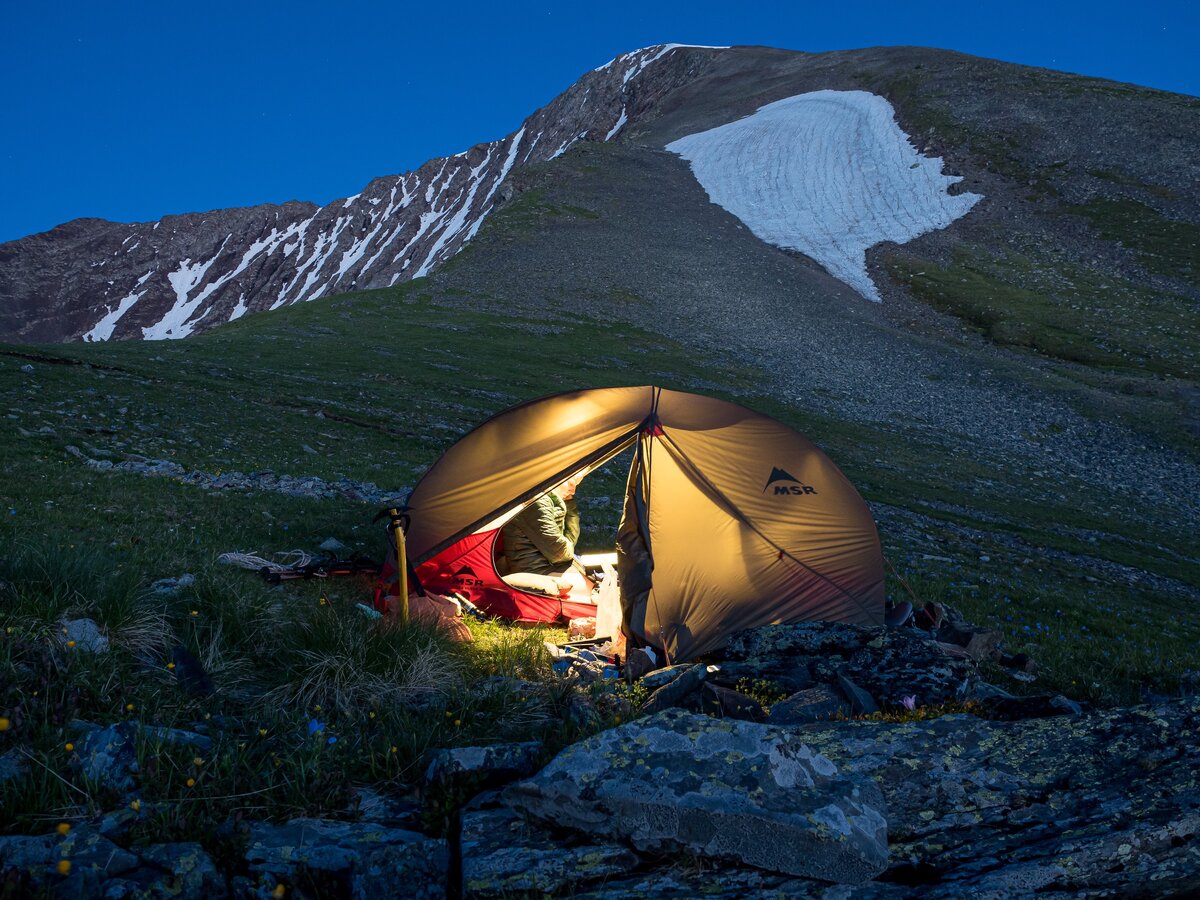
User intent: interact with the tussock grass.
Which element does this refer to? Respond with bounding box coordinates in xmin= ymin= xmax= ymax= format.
xmin=0 ymin=546 xmax=580 ymax=842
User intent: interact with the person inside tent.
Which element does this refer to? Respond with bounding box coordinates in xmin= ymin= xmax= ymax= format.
xmin=501 ymin=474 xmax=591 ymax=594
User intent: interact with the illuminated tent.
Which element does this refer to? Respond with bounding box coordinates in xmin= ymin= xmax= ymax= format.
xmin=403 ymin=386 xmax=884 ymax=660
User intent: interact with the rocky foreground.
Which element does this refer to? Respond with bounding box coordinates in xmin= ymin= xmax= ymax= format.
xmin=3 ymin=618 xmax=1198 ymax=898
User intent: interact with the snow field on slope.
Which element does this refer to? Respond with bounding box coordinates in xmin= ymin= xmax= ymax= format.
xmin=666 ymin=90 xmax=982 ymax=302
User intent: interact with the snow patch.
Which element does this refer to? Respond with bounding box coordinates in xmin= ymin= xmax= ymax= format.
xmin=605 ymin=107 xmax=628 ymax=141
xmin=666 ymin=90 xmax=982 ymax=302
xmin=143 ymin=240 xmax=231 ymax=340
xmin=83 ymin=272 xmax=154 ymax=342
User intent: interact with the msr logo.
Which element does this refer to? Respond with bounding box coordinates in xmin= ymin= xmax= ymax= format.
xmin=763 ymin=467 xmax=817 ymax=496
xmin=452 ymin=564 xmax=484 ymax=587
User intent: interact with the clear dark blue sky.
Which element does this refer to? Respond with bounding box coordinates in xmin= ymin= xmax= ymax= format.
xmin=3 ymin=0 xmax=1196 ymax=243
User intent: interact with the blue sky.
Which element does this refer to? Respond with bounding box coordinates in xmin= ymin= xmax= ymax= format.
xmin=2 ymin=0 xmax=1196 ymax=243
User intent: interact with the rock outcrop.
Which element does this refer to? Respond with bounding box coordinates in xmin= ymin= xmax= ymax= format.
xmin=507 ymin=709 xmax=890 ymax=884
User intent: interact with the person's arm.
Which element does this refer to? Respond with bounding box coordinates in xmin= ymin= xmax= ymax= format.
xmin=562 ymin=496 xmax=580 ymax=548
xmin=524 ymin=495 xmax=575 ymax=565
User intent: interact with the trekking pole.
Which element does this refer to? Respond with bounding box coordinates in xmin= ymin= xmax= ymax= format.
xmin=386 ymin=508 xmax=409 ymax=624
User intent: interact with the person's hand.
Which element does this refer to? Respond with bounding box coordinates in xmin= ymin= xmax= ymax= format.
xmin=561 ymin=478 xmax=579 ymax=501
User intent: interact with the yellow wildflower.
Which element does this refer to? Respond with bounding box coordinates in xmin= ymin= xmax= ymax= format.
xmin=190 ymin=610 xmax=199 ymax=617
xmin=167 ymin=662 xmax=176 ymax=670
xmin=126 ymin=703 xmax=135 ymax=712
xmin=64 ymin=742 xmax=74 ymax=752
xmin=193 ymin=757 xmax=204 ymax=767
xmin=453 ymin=719 xmax=461 ymax=727
xmin=130 ymin=799 xmax=141 ymax=812
xmin=259 ymin=728 xmax=268 ymax=737
xmin=56 ymin=823 xmax=70 ymax=836
xmin=389 ymin=746 xmax=397 ymax=754
xmin=57 ymin=860 xmax=72 ymax=876
xmin=0 ymin=718 xmax=10 ymax=732
xmin=186 ymin=778 xmax=196 ymax=788
xmin=66 ymin=640 xmax=77 ymax=648
xmin=272 ymin=885 xmax=286 ymax=898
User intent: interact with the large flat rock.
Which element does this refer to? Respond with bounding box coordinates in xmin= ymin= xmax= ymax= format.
xmin=506 ymin=709 xmax=888 ymax=884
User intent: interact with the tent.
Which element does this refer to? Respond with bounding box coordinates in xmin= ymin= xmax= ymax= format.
xmin=400 ymin=386 xmax=884 ymax=660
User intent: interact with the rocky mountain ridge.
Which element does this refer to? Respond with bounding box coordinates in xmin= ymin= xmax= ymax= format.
xmin=0 ymin=45 xmax=721 ymax=343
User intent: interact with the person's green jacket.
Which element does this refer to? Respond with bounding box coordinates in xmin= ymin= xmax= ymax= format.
xmin=502 ymin=491 xmax=579 ymax=575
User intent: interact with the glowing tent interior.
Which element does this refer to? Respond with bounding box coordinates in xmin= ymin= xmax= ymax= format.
xmin=391 ymin=386 xmax=884 ymax=661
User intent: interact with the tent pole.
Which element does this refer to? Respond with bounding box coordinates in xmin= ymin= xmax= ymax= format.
xmin=387 ymin=508 xmax=410 ymax=624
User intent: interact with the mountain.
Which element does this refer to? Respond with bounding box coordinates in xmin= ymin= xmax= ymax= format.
xmin=3 ymin=43 xmax=1197 ymax=361
xmin=0 ymin=45 xmax=716 ymax=343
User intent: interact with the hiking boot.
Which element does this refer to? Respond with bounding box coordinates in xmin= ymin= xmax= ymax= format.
xmin=884 ymin=600 xmax=914 ymax=628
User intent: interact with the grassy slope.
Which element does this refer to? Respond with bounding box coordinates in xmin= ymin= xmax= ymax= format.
xmin=3 ymin=146 xmax=1199 ymax=846
xmin=860 ymin=63 xmax=1200 ymax=452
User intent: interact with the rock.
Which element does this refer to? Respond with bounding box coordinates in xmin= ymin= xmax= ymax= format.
xmin=978 ymin=693 xmax=1084 ymax=720
xmin=727 ymin=621 xmax=978 ymax=709
xmin=572 ymin=867 xmax=846 ymax=898
xmin=713 ymin=659 xmax=813 ymax=694
xmin=460 ymin=804 xmax=638 ymax=898
xmin=792 ymin=698 xmax=1200 ymax=896
xmin=0 ymin=749 xmax=28 ymax=791
xmin=700 ymin=683 xmax=766 ymax=721
xmin=19 ymin=364 xmax=33 ymax=374
xmin=423 ymin=741 xmax=542 ymax=794
xmin=319 ymin=537 xmax=348 ymax=552
xmin=638 ymin=663 xmax=694 ymax=691
xmin=770 ymin=685 xmax=852 ymax=725
xmin=1000 ymin=651 xmax=1036 ymax=673
xmin=726 ymin=621 xmax=878 ymax=660
xmin=245 ymin=818 xmax=447 ymax=899
xmin=836 ymin=672 xmax=879 ymax=715
xmin=624 ymin=647 xmax=660 ymax=680
xmin=139 ymin=842 xmax=222 ymax=895
xmin=58 ymin=617 xmax=110 ymax=653
xmin=0 ymin=827 xmax=139 ymax=880
xmin=507 ymin=709 xmax=889 ymax=884
xmin=151 ymin=574 xmax=195 ymax=594
xmin=75 ymin=723 xmax=212 ymax=793
xmin=346 ymin=788 xmax=422 ymax=829
xmin=640 ymin=663 xmax=709 ymax=714
xmin=968 ymin=681 xmax=1016 ymax=703
xmin=74 ymin=723 xmax=139 ymax=793
xmin=937 ymin=622 xmax=1003 ymax=661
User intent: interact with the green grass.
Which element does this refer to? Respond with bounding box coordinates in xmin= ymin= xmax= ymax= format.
xmin=1061 ymin=197 xmax=1200 ymax=283
xmin=888 ymin=246 xmax=1200 ymax=380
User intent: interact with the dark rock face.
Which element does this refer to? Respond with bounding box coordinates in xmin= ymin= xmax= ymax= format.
xmin=422 ymin=741 xmax=542 ymax=794
xmin=794 ymin=699 xmax=1200 ymax=897
xmin=506 ymin=709 xmax=890 ymax=884
xmin=244 ymin=818 xmax=448 ymax=899
xmin=460 ymin=804 xmax=638 ymax=898
xmin=725 ymin=621 xmax=980 ymax=710
xmin=0 ymin=46 xmax=722 ymax=343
